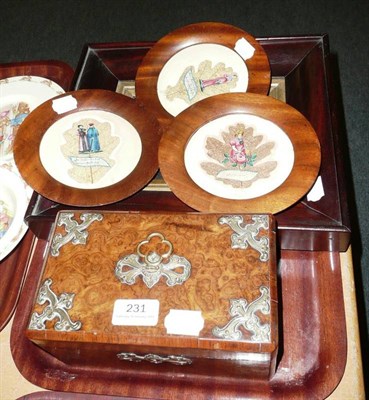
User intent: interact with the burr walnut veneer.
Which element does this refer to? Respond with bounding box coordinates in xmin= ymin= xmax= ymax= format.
xmin=26 ymin=211 xmax=278 ymax=380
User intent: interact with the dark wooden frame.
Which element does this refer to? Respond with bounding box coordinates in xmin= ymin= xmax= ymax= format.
xmin=24 ymin=35 xmax=351 ymax=252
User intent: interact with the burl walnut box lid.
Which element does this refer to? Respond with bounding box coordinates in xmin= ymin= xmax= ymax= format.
xmin=27 ymin=211 xmax=278 ymax=356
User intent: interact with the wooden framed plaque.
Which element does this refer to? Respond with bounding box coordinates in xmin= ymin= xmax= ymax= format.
xmin=159 ymin=92 xmax=321 ymax=214
xmin=24 ymin=35 xmax=351 ymax=252
xmin=13 ymin=89 xmax=161 ymax=207
xmin=135 ymin=22 xmax=271 ymax=127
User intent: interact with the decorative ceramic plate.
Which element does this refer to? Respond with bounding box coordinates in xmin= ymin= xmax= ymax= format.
xmin=13 ymin=89 xmax=161 ymax=207
xmin=135 ymin=22 xmax=271 ymax=126
xmin=159 ymin=93 xmax=321 ymax=214
xmin=0 ymin=75 xmax=65 ymax=162
xmin=0 ymin=168 xmax=30 ymax=261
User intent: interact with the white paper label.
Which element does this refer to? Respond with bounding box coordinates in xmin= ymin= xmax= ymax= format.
xmin=164 ymin=309 xmax=204 ymax=336
xmin=112 ymin=299 xmax=159 ymax=326
xmin=234 ymin=37 xmax=255 ymax=60
xmin=52 ymin=95 xmax=78 ymax=114
xmin=307 ymin=175 xmax=325 ymax=202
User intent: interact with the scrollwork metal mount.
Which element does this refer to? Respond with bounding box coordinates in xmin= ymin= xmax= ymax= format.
xmin=218 ymin=215 xmax=270 ymax=261
xmin=117 ymin=352 xmax=192 ymax=365
xmin=50 ymin=212 xmax=103 ymax=257
xmin=212 ymin=286 xmax=271 ymax=342
xmin=28 ymin=278 xmax=82 ymax=332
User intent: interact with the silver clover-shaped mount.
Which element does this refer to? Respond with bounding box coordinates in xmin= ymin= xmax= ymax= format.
xmin=115 ymin=232 xmax=191 ymax=288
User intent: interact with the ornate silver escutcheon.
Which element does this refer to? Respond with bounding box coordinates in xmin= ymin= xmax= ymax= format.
xmin=212 ymin=286 xmax=271 ymax=342
xmin=115 ymin=232 xmax=191 ymax=288
xmin=28 ymin=278 xmax=82 ymax=331
xmin=50 ymin=212 xmax=103 ymax=257
xmin=117 ymin=352 xmax=192 ymax=366
xmin=218 ymin=215 xmax=270 ymax=261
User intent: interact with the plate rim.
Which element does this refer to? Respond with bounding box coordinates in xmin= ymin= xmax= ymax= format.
xmin=0 ymin=75 xmax=65 ymax=162
xmin=0 ymin=74 xmax=65 ymax=91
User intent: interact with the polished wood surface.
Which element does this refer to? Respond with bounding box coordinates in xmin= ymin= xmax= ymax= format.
xmin=0 ymin=231 xmax=34 ymax=331
xmin=26 ymin=212 xmax=277 ymax=379
xmin=159 ymin=92 xmax=321 ymax=214
xmin=1 ymin=249 xmax=364 ymax=399
xmin=0 ymin=60 xmax=74 ymax=87
xmin=0 ymin=37 xmax=358 ymax=398
xmin=135 ymin=22 xmax=271 ymax=127
xmin=13 ymin=89 xmax=161 ymax=207
xmin=10 ymin=234 xmax=348 ymax=398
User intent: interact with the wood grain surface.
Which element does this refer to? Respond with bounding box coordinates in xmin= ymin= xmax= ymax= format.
xmin=159 ymin=92 xmax=321 ymax=214
xmin=0 ymin=231 xmax=34 ymax=331
xmin=11 ymin=236 xmax=346 ymax=399
xmin=0 ymin=36 xmax=353 ymax=399
xmin=0 ymin=60 xmax=74 ymax=88
xmin=26 ymin=211 xmax=277 ymax=378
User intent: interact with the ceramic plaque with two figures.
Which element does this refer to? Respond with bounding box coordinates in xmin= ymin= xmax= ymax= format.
xmin=39 ymin=110 xmax=142 ymax=190
xmin=13 ymin=89 xmax=161 ymax=207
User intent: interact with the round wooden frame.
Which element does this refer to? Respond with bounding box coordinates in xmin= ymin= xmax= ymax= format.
xmin=136 ymin=22 xmax=271 ymax=127
xmin=13 ymin=89 xmax=161 ymax=207
xmin=159 ymin=93 xmax=321 ymax=214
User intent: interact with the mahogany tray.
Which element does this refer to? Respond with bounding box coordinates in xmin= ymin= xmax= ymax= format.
xmin=0 ymin=231 xmax=34 ymax=331
xmin=24 ymin=35 xmax=351 ymax=252
xmin=11 ymin=235 xmax=347 ymax=399
xmin=0 ymin=60 xmax=74 ymax=331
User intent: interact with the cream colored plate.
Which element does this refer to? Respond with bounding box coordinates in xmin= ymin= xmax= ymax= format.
xmin=0 ymin=169 xmax=30 ymax=261
xmin=0 ymin=75 xmax=64 ymax=161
